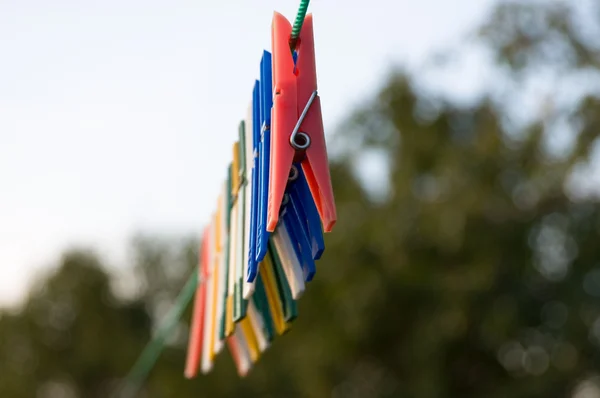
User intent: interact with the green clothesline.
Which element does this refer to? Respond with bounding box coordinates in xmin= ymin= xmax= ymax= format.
xmin=114 ymin=269 xmax=199 ymax=398
xmin=113 ymin=1 xmax=311 ymax=397
xmin=290 ymin=0 xmax=310 ymax=50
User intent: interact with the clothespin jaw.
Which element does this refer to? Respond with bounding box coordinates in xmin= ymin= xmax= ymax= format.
xmin=267 ymin=12 xmax=337 ymax=233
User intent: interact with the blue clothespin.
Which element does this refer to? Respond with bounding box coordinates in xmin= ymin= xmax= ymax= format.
xmin=287 ymin=164 xmax=325 ymax=260
xmin=282 ymin=205 xmax=316 ymax=282
xmin=247 ymin=80 xmax=261 ymax=283
xmin=255 ymin=50 xmax=273 ymax=265
xmin=280 ymin=163 xmax=323 ymax=282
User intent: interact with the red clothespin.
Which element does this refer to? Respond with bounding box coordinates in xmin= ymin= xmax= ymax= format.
xmin=268 ymin=12 xmax=337 ymax=233
xmin=184 ymin=225 xmax=211 ymax=379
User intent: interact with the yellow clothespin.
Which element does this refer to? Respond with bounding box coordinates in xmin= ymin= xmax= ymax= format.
xmin=226 ymin=145 xmax=241 ymax=336
xmin=212 ymin=189 xmax=226 ymax=355
xmin=260 ymin=250 xmax=291 ymax=335
xmin=247 ymin=300 xmax=269 ymax=353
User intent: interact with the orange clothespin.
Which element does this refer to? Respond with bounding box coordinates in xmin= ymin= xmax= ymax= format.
xmin=184 ymin=224 xmax=211 ymax=378
xmin=268 ymin=12 xmax=336 ymax=233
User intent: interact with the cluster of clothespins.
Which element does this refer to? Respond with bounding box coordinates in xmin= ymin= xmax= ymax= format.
xmin=184 ymin=9 xmax=336 ymax=377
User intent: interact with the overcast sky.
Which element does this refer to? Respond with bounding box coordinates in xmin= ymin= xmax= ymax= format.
xmin=0 ymin=0 xmax=496 ymax=306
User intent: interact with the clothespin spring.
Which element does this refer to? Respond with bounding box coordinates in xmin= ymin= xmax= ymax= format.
xmin=280 ymin=165 xmax=300 ymax=216
xmin=288 ymin=165 xmax=299 ymax=182
xmin=289 ymin=90 xmax=318 ymax=151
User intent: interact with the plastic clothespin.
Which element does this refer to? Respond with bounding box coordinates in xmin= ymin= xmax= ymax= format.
xmin=213 ymin=186 xmax=228 ymax=355
xmin=219 ymin=167 xmax=233 ymax=340
xmin=247 ymin=300 xmax=269 ymax=352
xmin=251 ymin=276 xmax=275 ymax=343
xmin=184 ymin=224 xmax=211 ymax=379
xmin=287 ymin=164 xmax=325 ymax=260
xmin=268 ymin=12 xmax=336 ymax=233
xmin=281 ymin=198 xmax=316 ymax=282
xmin=233 ymin=122 xmax=248 ymax=322
xmin=275 ymin=162 xmax=324 ymax=283
xmin=247 ymin=80 xmax=262 ymax=285
xmin=243 ymin=98 xmax=257 ymax=299
xmin=271 ymin=218 xmax=305 ymax=299
xmin=201 ymin=212 xmax=219 ymax=374
xmin=239 ymin=315 xmax=260 ymax=363
xmin=255 ymin=51 xmax=274 ymax=264
xmin=209 ymin=200 xmax=227 ymax=362
xmin=268 ymin=239 xmax=298 ymax=324
xmin=226 ymin=333 xmax=243 ymax=376
xmin=260 ymin=249 xmax=289 ymax=335
xmin=230 ymin=140 xmax=242 ymax=325
xmin=228 ymin=325 xmax=251 ymax=377
xmin=224 ymin=164 xmax=236 ymax=337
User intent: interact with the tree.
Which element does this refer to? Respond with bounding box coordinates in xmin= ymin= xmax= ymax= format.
xmin=0 ymin=250 xmax=150 ymax=397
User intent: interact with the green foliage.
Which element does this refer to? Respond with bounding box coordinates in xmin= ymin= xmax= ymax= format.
xmin=0 ymin=251 xmax=150 ymax=397
xmin=2 ymin=1 xmax=600 ymax=397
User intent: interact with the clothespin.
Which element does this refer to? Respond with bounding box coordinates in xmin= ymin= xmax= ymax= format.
xmin=243 ymin=99 xmax=257 ymax=299
xmin=254 ymin=51 xmax=274 ymax=265
xmin=252 ymin=274 xmax=275 ymax=342
xmin=224 ymin=164 xmax=236 ymax=337
xmin=184 ymin=225 xmax=211 ymax=379
xmin=247 ymin=301 xmax=269 ymax=352
xmin=286 ymin=164 xmax=325 ymax=260
xmin=271 ymin=219 xmax=305 ymax=299
xmin=239 ymin=315 xmax=260 ymax=363
xmin=226 ymin=332 xmax=243 ymax=376
xmin=268 ymin=12 xmax=336 ymax=233
xmin=213 ymin=186 xmax=228 ymax=355
xmin=246 ymin=80 xmax=262 ymax=286
xmin=228 ymin=325 xmax=251 ymax=377
xmin=201 ymin=213 xmax=218 ymax=374
xmin=233 ymin=122 xmax=248 ymax=322
xmin=282 ymin=202 xmax=316 ymax=282
xmin=260 ymin=249 xmax=290 ymax=335
xmin=276 ymin=162 xmax=325 ymax=282
xmin=268 ymin=239 xmax=298 ymax=324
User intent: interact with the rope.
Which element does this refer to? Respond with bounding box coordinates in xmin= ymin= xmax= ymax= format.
xmin=115 ymin=2 xmax=312 ymax=395
xmin=114 ymin=269 xmax=199 ymax=398
xmin=289 ymin=0 xmax=310 ymax=50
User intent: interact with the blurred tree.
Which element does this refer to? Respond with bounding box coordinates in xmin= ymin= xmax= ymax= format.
xmin=0 ymin=250 xmax=151 ymax=397
xmin=2 ymin=1 xmax=600 ymax=397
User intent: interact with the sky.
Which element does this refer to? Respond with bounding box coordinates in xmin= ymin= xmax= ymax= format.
xmin=0 ymin=0 xmax=497 ymax=307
